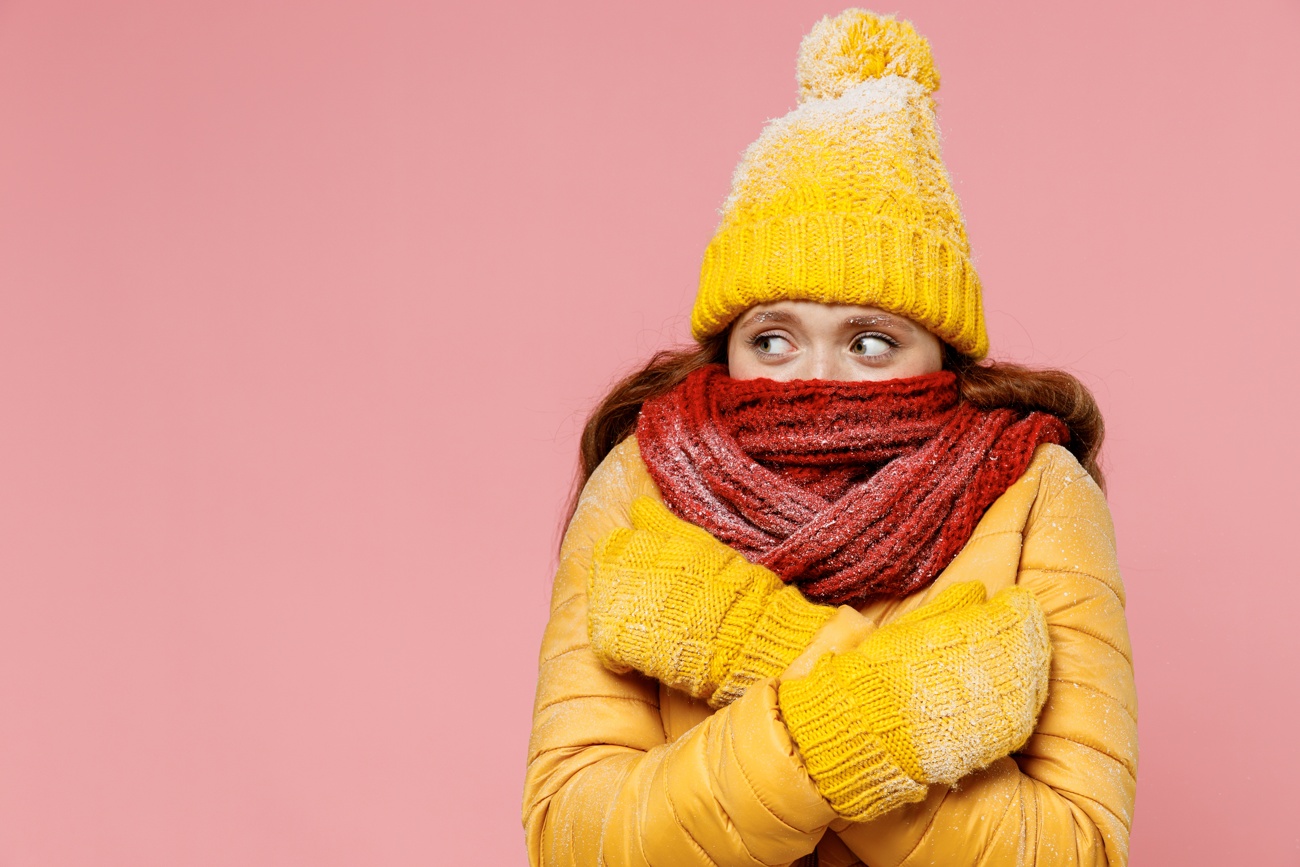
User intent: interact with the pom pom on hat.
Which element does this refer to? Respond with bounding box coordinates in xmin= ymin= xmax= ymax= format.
xmin=797 ymin=9 xmax=940 ymax=102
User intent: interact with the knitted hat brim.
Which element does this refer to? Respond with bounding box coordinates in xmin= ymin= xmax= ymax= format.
xmin=692 ymin=212 xmax=988 ymax=359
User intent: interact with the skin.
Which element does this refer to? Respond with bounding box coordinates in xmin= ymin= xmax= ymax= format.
xmin=726 ymin=300 xmax=944 ymax=382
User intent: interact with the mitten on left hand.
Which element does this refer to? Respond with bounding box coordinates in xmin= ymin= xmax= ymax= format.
xmin=778 ymin=582 xmax=1052 ymax=822
xmin=588 ymin=496 xmax=834 ymax=707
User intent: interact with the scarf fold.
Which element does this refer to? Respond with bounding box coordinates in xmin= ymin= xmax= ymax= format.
xmin=635 ymin=365 xmax=1068 ymax=605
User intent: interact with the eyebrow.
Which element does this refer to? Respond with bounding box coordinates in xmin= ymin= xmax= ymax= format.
xmin=844 ymin=314 xmax=914 ymax=330
xmin=746 ymin=310 xmax=797 ymax=324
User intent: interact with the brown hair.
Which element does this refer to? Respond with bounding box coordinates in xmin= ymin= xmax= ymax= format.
xmin=562 ymin=333 xmax=1105 ymax=532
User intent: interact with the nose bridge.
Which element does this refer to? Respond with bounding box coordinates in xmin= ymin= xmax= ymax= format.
xmin=808 ymin=341 xmax=833 ymax=380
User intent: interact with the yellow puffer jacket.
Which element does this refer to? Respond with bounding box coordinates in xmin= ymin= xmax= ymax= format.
xmin=523 ymin=437 xmax=1137 ymax=867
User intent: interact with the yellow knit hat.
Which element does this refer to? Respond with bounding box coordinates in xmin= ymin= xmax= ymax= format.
xmin=692 ymin=9 xmax=988 ymax=358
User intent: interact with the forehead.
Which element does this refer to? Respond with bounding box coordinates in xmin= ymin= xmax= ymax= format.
xmin=736 ymin=300 xmax=916 ymax=329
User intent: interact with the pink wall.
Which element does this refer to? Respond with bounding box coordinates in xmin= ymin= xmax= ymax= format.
xmin=1 ymin=1 xmax=1297 ymax=863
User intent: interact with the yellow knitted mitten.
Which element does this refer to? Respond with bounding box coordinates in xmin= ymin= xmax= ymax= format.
xmin=778 ymin=582 xmax=1051 ymax=821
xmin=589 ymin=496 xmax=834 ymax=708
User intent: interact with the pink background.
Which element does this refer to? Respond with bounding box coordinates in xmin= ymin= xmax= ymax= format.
xmin=1 ymin=0 xmax=1297 ymax=864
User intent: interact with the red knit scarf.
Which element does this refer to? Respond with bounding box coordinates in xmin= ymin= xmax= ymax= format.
xmin=635 ymin=365 xmax=1068 ymax=605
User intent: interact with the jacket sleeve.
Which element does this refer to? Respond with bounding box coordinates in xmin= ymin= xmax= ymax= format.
xmin=833 ymin=445 xmax=1139 ymax=867
xmin=522 ymin=438 xmax=837 ymax=867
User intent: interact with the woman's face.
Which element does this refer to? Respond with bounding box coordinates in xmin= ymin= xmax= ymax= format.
xmin=727 ymin=300 xmax=944 ymax=382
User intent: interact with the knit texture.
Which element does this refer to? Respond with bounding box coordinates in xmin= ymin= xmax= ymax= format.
xmin=587 ymin=497 xmax=834 ymax=708
xmin=692 ymin=9 xmax=988 ymax=358
xmin=636 ymin=365 xmax=1068 ymax=605
xmin=778 ymin=582 xmax=1052 ymax=821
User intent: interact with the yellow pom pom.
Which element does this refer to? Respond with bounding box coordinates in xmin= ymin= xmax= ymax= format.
xmin=796 ymin=9 xmax=940 ymax=102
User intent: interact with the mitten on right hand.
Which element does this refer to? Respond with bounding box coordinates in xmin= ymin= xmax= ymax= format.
xmin=588 ymin=496 xmax=834 ymax=707
xmin=778 ymin=581 xmax=1052 ymax=822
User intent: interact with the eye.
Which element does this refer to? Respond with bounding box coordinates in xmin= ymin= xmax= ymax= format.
xmin=751 ymin=332 xmax=795 ymax=356
xmin=849 ymin=333 xmax=898 ymax=358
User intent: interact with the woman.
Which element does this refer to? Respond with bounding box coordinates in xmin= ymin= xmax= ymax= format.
xmin=523 ymin=10 xmax=1137 ymax=867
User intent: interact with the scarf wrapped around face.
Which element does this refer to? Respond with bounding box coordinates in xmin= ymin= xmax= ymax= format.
xmin=635 ymin=365 xmax=1069 ymax=605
